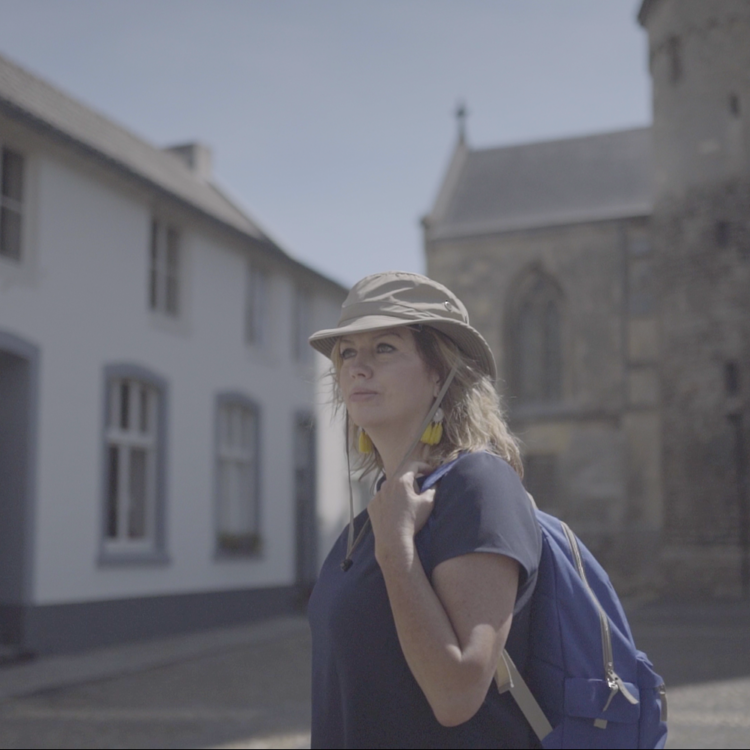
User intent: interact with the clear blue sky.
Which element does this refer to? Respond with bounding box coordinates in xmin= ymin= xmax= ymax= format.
xmin=0 ymin=0 xmax=650 ymax=287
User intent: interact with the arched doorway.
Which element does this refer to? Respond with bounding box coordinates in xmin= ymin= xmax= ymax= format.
xmin=294 ymin=412 xmax=318 ymax=600
xmin=0 ymin=332 xmax=38 ymax=652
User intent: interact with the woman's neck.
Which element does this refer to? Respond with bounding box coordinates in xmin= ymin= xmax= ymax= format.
xmin=369 ymin=423 xmax=429 ymax=479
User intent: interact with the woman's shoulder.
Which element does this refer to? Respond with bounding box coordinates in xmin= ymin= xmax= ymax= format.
xmin=434 ymin=450 xmax=529 ymax=510
xmin=442 ymin=450 xmax=522 ymax=486
xmin=426 ymin=450 xmax=542 ymax=580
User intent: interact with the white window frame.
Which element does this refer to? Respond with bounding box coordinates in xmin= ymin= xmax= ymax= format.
xmin=149 ymin=218 xmax=181 ymax=317
xmin=245 ymin=264 xmax=267 ymax=347
xmin=215 ymin=394 xmax=261 ymax=557
xmin=0 ymin=145 xmax=24 ymax=262
xmin=104 ymin=378 xmax=158 ymax=553
xmin=100 ymin=365 xmax=169 ymax=565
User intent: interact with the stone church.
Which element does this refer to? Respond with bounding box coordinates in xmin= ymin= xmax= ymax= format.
xmin=423 ymin=0 xmax=750 ymax=596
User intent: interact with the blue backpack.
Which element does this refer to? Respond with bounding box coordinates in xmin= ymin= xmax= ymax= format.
xmin=422 ymin=461 xmax=668 ymax=749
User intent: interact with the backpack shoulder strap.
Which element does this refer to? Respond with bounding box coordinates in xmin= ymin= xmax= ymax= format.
xmin=496 ymin=650 xmax=554 ymax=742
xmin=420 ymin=455 xmax=463 ymax=490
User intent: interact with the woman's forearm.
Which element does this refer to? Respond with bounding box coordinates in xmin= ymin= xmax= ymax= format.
xmin=375 ymin=539 xmax=508 ymax=727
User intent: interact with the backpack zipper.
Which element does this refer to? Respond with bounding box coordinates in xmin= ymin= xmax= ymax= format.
xmin=658 ymin=683 xmax=668 ymax=721
xmin=560 ymin=522 xmax=639 ymax=724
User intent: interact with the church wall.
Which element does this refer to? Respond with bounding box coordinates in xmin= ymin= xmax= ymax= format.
xmin=428 ymin=220 xmax=629 ymax=410
xmin=646 ymin=0 xmax=750 ymax=198
xmin=427 ymin=215 xmax=663 ymax=593
xmin=644 ymin=0 xmax=750 ymax=595
xmin=653 ymin=185 xmax=750 ymax=596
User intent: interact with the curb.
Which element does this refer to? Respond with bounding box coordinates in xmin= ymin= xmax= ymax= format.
xmin=0 ymin=615 xmax=309 ymax=703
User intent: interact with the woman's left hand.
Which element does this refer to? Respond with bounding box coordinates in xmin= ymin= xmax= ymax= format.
xmin=368 ymin=459 xmax=435 ymax=564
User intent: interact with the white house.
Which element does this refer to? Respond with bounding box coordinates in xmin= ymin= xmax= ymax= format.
xmin=0 ymin=52 xmax=350 ymax=655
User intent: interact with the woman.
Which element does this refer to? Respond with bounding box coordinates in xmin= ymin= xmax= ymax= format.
xmin=307 ymin=272 xmax=542 ymax=749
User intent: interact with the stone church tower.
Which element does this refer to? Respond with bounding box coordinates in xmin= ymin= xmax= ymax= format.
xmin=640 ymin=0 xmax=750 ymax=593
xmin=423 ymin=0 xmax=750 ymax=596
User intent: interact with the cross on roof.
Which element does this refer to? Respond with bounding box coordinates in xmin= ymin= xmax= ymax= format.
xmin=455 ymin=101 xmax=468 ymax=143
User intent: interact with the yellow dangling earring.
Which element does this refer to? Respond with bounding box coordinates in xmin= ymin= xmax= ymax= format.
xmin=421 ymin=407 xmax=444 ymax=446
xmin=358 ymin=428 xmax=374 ymax=454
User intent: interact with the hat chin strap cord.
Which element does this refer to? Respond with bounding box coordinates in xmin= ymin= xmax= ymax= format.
xmin=341 ymin=364 xmax=459 ymax=571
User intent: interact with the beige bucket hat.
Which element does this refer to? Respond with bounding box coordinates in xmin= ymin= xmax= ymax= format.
xmin=308 ymin=271 xmax=497 ymax=379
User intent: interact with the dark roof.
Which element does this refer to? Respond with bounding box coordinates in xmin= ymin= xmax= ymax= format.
xmin=425 ymin=127 xmax=653 ymax=241
xmin=637 ymin=0 xmax=658 ymax=27
xmin=0 ymin=51 xmax=346 ymax=293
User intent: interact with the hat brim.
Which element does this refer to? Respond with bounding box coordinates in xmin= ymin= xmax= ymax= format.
xmin=309 ymin=314 xmax=497 ymax=380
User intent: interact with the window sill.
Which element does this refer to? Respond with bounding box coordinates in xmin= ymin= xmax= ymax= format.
xmin=213 ymin=549 xmax=264 ymax=562
xmin=215 ymin=532 xmax=263 ymax=560
xmin=0 ymin=252 xmax=22 ymax=266
xmin=0 ymin=251 xmax=35 ymax=289
xmin=148 ymin=310 xmax=191 ymax=338
xmin=97 ymin=550 xmax=171 ymax=568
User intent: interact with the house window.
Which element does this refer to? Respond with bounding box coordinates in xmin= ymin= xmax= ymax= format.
xmin=149 ymin=219 xmax=180 ymax=316
xmin=730 ymin=93 xmax=741 ymax=118
xmin=667 ymin=35 xmax=682 ymax=85
xmin=103 ymin=374 xmax=163 ymax=556
xmin=216 ymin=396 xmax=261 ymax=556
xmin=511 ymin=273 xmax=563 ymax=405
xmin=294 ymin=412 xmax=318 ymax=586
xmin=293 ymin=286 xmax=313 ymax=362
xmin=725 ymin=361 xmax=740 ymax=396
xmin=716 ymin=220 xmax=731 ymax=248
xmin=628 ymin=259 xmax=654 ymax=316
xmin=0 ymin=147 xmax=24 ymax=261
xmin=628 ymin=238 xmax=651 ymax=256
xmin=245 ymin=264 xmax=267 ymax=346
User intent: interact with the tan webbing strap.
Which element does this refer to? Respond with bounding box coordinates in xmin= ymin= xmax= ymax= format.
xmin=495 ymin=650 xmax=553 ymax=742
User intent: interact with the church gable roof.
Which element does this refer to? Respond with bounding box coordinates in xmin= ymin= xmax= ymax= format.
xmin=0 ymin=51 xmax=268 ymax=243
xmin=425 ymin=127 xmax=653 ymax=241
xmin=637 ymin=0 xmax=659 ymax=27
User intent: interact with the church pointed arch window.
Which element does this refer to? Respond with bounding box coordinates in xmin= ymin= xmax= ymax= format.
xmin=510 ymin=272 xmax=564 ymax=405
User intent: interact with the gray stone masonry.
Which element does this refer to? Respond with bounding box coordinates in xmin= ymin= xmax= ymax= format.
xmin=645 ymin=1 xmax=750 ymax=594
xmin=427 ymin=214 xmax=663 ymax=595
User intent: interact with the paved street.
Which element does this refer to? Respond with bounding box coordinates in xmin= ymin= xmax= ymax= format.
xmin=0 ymin=600 xmax=748 ymax=749
xmin=0 ymin=617 xmax=313 ymax=750
xmin=627 ymin=599 xmax=750 ymax=750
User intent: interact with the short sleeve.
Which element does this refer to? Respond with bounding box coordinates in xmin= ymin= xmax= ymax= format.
xmin=418 ymin=452 xmax=542 ymax=611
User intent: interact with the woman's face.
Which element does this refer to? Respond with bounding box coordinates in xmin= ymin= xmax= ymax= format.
xmin=338 ymin=327 xmax=439 ymax=435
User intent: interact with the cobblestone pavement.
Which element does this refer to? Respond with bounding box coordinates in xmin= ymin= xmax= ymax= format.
xmin=0 ymin=618 xmax=313 ymax=750
xmin=0 ymin=600 xmax=748 ymax=749
xmin=628 ymin=599 xmax=750 ymax=750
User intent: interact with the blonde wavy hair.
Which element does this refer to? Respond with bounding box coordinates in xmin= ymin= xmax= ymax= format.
xmin=330 ymin=325 xmax=523 ymax=478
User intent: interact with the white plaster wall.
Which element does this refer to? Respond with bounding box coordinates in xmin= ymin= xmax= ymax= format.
xmin=0 ymin=149 xmax=347 ymax=605
xmin=313 ymin=307 xmax=349 ymax=570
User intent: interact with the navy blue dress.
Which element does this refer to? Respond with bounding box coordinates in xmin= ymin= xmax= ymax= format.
xmin=308 ymin=451 xmax=543 ymax=749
